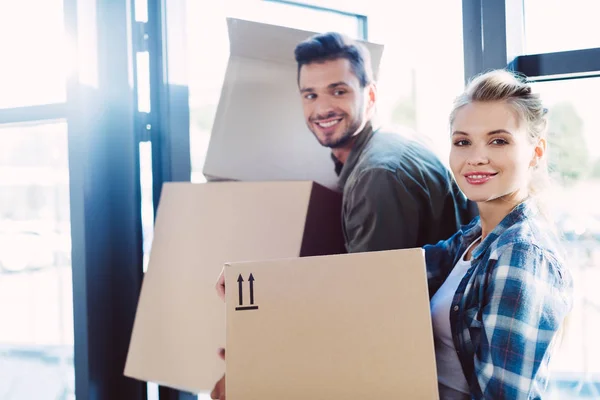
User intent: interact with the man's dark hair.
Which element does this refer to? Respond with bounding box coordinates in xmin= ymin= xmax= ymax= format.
xmin=294 ymin=32 xmax=373 ymax=88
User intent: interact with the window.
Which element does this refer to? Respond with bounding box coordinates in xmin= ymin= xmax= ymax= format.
xmin=0 ymin=0 xmax=67 ymax=108
xmin=366 ymin=0 xmax=464 ymax=163
xmin=523 ymin=0 xmax=600 ymax=54
xmin=531 ymin=78 xmax=600 ymax=398
xmin=0 ymin=121 xmax=74 ymax=400
xmin=187 ymin=0 xmax=365 ymax=183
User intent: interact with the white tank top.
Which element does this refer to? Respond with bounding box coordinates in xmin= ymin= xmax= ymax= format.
xmin=430 ymin=238 xmax=480 ymax=399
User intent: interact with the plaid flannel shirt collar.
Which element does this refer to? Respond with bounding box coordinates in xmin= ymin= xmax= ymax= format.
xmin=469 ymin=199 xmax=539 ymax=261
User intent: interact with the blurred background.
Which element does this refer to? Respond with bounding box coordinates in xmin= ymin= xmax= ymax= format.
xmin=1 ymin=0 xmax=599 ymax=398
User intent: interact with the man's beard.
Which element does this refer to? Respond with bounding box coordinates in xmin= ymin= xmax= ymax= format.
xmin=309 ymin=114 xmax=365 ymax=149
xmin=328 ymin=118 xmax=362 ymax=148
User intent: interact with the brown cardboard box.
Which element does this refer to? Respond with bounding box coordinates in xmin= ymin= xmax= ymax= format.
xmin=202 ymin=18 xmax=383 ymax=190
xmin=225 ymin=249 xmax=439 ymax=400
xmin=126 ymin=17 xmax=387 ymax=395
xmin=124 ymin=181 xmax=346 ymax=393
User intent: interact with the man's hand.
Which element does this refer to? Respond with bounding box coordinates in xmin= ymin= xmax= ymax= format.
xmin=216 ymin=267 xmax=225 ymax=301
xmin=210 ymin=348 xmax=226 ymax=399
xmin=211 ymin=271 xmax=226 ymax=398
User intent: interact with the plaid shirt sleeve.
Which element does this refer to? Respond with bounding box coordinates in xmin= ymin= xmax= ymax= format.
xmin=424 ymin=219 xmax=477 ymax=298
xmin=474 ymin=242 xmax=572 ymax=399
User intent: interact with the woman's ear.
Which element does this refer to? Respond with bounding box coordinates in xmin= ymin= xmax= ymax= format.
xmin=530 ymin=137 xmax=547 ymax=168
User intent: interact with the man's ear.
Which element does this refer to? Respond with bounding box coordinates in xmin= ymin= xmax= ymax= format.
xmin=368 ymin=82 xmax=377 ymax=106
xmin=366 ymin=82 xmax=377 ymax=115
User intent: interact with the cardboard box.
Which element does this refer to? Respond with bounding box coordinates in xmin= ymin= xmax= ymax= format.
xmin=126 ymin=18 xmax=391 ymax=394
xmin=124 ymin=181 xmax=346 ymax=392
xmin=225 ymin=249 xmax=439 ymax=399
xmin=202 ymin=18 xmax=384 ymax=190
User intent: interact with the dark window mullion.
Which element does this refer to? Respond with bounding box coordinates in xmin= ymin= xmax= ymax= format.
xmin=509 ymin=48 xmax=600 ymax=81
xmin=64 ymin=0 xmax=147 ymax=398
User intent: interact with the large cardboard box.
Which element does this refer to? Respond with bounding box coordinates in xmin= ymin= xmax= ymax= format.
xmin=126 ymin=18 xmax=390 ymax=394
xmin=225 ymin=249 xmax=439 ymax=399
xmin=124 ymin=181 xmax=346 ymax=392
xmin=202 ymin=18 xmax=384 ymax=190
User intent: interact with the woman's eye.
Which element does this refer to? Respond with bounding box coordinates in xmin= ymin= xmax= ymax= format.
xmin=453 ymin=139 xmax=469 ymax=146
xmin=490 ymin=138 xmax=509 ymax=145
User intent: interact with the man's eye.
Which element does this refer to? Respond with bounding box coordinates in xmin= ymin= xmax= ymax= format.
xmin=304 ymin=93 xmax=316 ymax=100
xmin=334 ymin=90 xmax=346 ymax=96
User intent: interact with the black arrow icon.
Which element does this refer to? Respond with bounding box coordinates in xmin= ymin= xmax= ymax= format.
xmin=237 ymin=274 xmax=244 ymax=306
xmin=249 ymin=273 xmax=255 ymax=305
xmin=235 ymin=273 xmax=259 ymax=311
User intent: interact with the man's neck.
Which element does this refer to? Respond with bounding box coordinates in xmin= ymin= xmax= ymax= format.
xmin=331 ymin=141 xmax=355 ymax=164
xmin=331 ymin=122 xmax=372 ymax=164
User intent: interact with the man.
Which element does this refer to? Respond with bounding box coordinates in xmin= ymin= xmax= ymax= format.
xmin=210 ymin=32 xmax=475 ymax=399
xmin=293 ymin=32 xmax=474 ymax=252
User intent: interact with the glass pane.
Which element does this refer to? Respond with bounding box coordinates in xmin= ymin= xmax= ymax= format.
xmin=136 ymin=52 xmax=151 ymax=113
xmin=0 ymin=121 xmax=74 ymax=399
xmin=139 ymin=141 xmax=154 ymax=273
xmin=531 ymin=77 xmax=600 ymax=398
xmin=368 ymin=0 xmax=464 ymax=163
xmin=187 ymin=0 xmax=363 ymax=183
xmin=135 ymin=0 xmax=149 ymax=22
xmin=0 ymin=0 xmax=67 ymax=108
xmin=524 ymin=0 xmax=600 ymax=54
xmin=228 ymin=1 xmax=361 ymax=37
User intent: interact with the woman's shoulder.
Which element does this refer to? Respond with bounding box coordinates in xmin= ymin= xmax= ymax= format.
xmin=495 ymin=215 xmax=562 ymax=256
xmin=488 ymin=216 xmax=571 ymax=286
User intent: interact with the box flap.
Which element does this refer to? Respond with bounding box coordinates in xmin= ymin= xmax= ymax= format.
xmin=125 ymin=181 xmax=344 ymax=392
xmin=203 ymin=18 xmax=384 ymax=190
xmin=225 ymin=249 xmax=438 ymax=399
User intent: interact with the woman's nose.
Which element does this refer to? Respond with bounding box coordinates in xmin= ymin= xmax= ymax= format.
xmin=466 ymin=148 xmax=489 ymax=166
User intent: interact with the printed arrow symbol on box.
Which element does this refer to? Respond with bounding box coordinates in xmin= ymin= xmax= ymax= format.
xmin=249 ymin=273 xmax=255 ymax=305
xmin=237 ymin=274 xmax=244 ymax=306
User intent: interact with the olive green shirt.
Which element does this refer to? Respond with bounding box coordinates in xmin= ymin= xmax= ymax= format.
xmin=332 ymin=124 xmax=477 ymax=253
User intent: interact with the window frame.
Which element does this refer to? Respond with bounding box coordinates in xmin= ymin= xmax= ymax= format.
xmin=63 ymin=0 xmax=148 ymax=398
xmin=0 ymin=103 xmax=67 ymax=125
xmin=461 ymin=0 xmax=600 ymax=82
xmin=264 ymin=0 xmax=368 ymax=40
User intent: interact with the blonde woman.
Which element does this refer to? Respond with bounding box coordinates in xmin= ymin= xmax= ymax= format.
xmin=427 ymin=69 xmax=573 ymax=399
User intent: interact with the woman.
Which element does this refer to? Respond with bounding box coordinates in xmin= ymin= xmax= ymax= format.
xmin=428 ymin=69 xmax=573 ymax=399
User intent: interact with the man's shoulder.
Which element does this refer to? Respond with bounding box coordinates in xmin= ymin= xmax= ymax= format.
xmin=362 ymin=129 xmax=444 ymax=165
xmin=351 ymin=128 xmax=450 ymax=182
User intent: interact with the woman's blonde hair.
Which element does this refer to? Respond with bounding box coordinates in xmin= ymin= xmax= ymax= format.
xmin=449 ymin=69 xmax=550 ymax=198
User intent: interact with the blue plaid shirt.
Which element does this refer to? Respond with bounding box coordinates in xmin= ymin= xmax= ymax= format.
xmin=424 ymin=200 xmax=573 ymax=399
